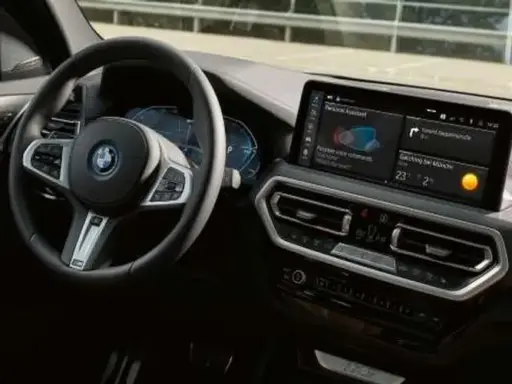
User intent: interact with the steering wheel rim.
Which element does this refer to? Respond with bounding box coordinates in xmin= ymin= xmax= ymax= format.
xmin=8 ymin=37 xmax=226 ymax=283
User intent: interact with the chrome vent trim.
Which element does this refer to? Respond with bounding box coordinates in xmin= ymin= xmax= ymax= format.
xmin=41 ymin=116 xmax=81 ymax=138
xmin=269 ymin=191 xmax=351 ymax=236
xmin=42 ymin=85 xmax=83 ymax=138
xmin=390 ymin=224 xmax=493 ymax=273
xmin=254 ymin=175 xmax=508 ymax=301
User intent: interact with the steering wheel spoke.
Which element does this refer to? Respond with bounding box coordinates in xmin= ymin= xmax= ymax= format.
xmin=22 ymin=138 xmax=73 ymax=191
xmin=61 ymin=207 xmax=119 ymax=271
xmin=141 ymin=159 xmax=193 ymax=209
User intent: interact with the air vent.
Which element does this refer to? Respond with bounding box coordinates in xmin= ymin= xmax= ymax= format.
xmin=42 ymin=117 xmax=79 ymax=139
xmin=270 ymin=192 xmax=352 ymax=236
xmin=42 ymin=87 xmax=82 ymax=139
xmin=390 ymin=223 xmax=492 ymax=272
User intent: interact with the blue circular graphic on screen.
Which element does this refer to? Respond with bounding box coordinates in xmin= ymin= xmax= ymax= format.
xmin=90 ymin=144 xmax=119 ymax=175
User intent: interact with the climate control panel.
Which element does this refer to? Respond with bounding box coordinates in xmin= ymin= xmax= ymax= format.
xmin=278 ymin=263 xmax=445 ymax=333
xmin=254 ymin=176 xmax=507 ymax=301
xmin=271 ymin=253 xmax=472 ymax=353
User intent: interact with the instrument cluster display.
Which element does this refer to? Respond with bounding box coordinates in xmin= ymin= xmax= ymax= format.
xmin=126 ymin=106 xmax=260 ymax=182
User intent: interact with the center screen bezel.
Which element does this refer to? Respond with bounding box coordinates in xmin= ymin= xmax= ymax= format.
xmin=290 ymin=80 xmax=512 ymax=210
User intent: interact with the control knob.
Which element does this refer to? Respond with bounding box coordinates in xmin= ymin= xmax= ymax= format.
xmin=291 ymin=269 xmax=307 ymax=285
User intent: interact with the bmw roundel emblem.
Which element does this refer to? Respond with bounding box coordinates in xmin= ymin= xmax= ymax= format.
xmin=91 ymin=144 xmax=119 ymax=175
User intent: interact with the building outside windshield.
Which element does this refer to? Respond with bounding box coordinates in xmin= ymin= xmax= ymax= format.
xmin=80 ymin=0 xmax=512 ymax=99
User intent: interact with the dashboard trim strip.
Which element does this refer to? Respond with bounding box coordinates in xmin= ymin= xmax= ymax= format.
xmin=254 ymin=174 xmax=508 ymax=301
xmin=314 ymin=350 xmax=405 ymax=384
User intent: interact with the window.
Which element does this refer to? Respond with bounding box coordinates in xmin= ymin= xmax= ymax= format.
xmin=400 ymin=5 xmax=509 ymax=30
xmin=0 ymin=8 xmax=48 ymax=81
xmin=398 ymin=1 xmax=508 ymax=62
xmin=402 ymin=0 xmax=509 ymax=7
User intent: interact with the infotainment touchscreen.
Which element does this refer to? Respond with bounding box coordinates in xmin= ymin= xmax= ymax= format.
xmin=290 ymin=81 xmax=512 ymax=210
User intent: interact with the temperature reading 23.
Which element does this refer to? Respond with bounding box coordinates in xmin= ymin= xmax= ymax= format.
xmin=394 ymin=170 xmax=410 ymax=182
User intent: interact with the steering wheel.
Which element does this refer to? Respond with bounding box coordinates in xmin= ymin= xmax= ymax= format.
xmin=8 ymin=37 xmax=226 ymax=283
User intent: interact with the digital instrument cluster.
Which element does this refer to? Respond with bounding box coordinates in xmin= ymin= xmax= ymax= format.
xmin=126 ymin=106 xmax=260 ymax=183
xmin=291 ymin=81 xmax=512 ymax=210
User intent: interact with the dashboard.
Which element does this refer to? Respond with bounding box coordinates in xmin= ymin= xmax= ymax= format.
xmin=22 ymin=57 xmax=512 ymax=378
xmin=7 ymin=1 xmax=512 ymax=381
xmin=125 ymin=106 xmax=260 ymax=182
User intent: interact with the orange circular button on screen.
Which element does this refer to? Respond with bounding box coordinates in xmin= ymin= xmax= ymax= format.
xmin=461 ymin=173 xmax=479 ymax=192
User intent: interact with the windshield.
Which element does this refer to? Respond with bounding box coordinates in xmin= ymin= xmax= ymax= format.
xmin=79 ymin=0 xmax=512 ymax=99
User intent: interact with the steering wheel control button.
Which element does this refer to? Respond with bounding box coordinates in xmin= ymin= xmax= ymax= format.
xmin=90 ymin=215 xmax=104 ymax=226
xmin=164 ymin=167 xmax=186 ymax=184
xmin=175 ymin=183 xmax=184 ymax=192
xmin=151 ymin=191 xmax=170 ymax=202
xmin=151 ymin=167 xmax=187 ymax=202
xmin=31 ymin=143 xmax=64 ymax=180
xmin=70 ymin=259 xmax=84 ymax=269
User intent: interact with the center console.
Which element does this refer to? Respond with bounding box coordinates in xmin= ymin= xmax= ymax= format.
xmin=252 ymin=80 xmax=512 ymax=359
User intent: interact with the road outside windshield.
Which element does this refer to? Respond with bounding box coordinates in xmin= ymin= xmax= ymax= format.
xmin=80 ymin=0 xmax=512 ymax=98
